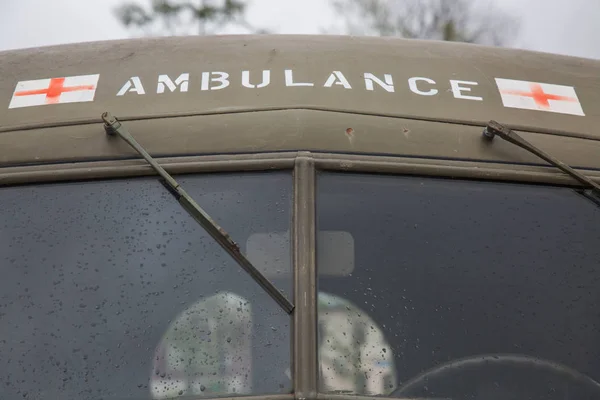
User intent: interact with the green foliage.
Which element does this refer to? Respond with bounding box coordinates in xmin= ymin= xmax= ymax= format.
xmin=114 ymin=0 xmax=266 ymax=36
xmin=330 ymin=0 xmax=519 ymax=46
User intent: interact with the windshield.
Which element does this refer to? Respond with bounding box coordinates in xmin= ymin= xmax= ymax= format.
xmin=4 ymin=168 xmax=600 ymax=400
xmin=316 ymin=172 xmax=600 ymax=399
xmin=0 ymin=172 xmax=292 ymax=399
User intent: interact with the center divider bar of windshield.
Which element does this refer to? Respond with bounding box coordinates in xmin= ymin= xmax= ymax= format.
xmin=101 ymin=112 xmax=294 ymax=315
xmin=483 ymin=120 xmax=600 ymax=204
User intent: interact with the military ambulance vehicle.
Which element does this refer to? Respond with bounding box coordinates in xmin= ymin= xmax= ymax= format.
xmin=1 ymin=35 xmax=600 ymax=400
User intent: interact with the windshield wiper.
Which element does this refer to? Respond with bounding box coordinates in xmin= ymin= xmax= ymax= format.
xmin=101 ymin=112 xmax=294 ymax=314
xmin=483 ymin=120 xmax=600 ymax=206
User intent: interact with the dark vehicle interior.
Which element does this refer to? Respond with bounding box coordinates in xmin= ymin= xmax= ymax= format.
xmin=317 ymin=172 xmax=600 ymax=399
xmin=3 ymin=170 xmax=600 ymax=400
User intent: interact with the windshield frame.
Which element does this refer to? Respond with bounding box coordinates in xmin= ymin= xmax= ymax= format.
xmin=2 ymin=150 xmax=600 ymax=400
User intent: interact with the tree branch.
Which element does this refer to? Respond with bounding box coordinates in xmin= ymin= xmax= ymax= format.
xmin=329 ymin=0 xmax=519 ymax=46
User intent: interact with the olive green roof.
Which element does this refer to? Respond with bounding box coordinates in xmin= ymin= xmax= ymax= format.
xmin=0 ymin=35 xmax=599 ymax=168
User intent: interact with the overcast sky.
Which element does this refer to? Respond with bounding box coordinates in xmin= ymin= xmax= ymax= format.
xmin=1 ymin=0 xmax=599 ymax=59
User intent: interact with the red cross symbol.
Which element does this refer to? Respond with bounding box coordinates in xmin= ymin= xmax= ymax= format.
xmin=14 ymin=77 xmax=96 ymax=104
xmin=500 ymin=83 xmax=577 ymax=108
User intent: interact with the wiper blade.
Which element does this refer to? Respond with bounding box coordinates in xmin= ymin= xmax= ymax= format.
xmin=101 ymin=112 xmax=294 ymax=314
xmin=483 ymin=120 xmax=600 ymax=204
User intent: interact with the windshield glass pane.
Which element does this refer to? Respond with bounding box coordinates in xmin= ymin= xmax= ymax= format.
xmin=0 ymin=172 xmax=292 ymax=400
xmin=316 ymin=172 xmax=600 ymax=399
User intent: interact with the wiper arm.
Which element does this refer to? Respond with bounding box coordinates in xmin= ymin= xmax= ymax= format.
xmin=101 ymin=112 xmax=294 ymax=314
xmin=483 ymin=120 xmax=600 ymax=205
